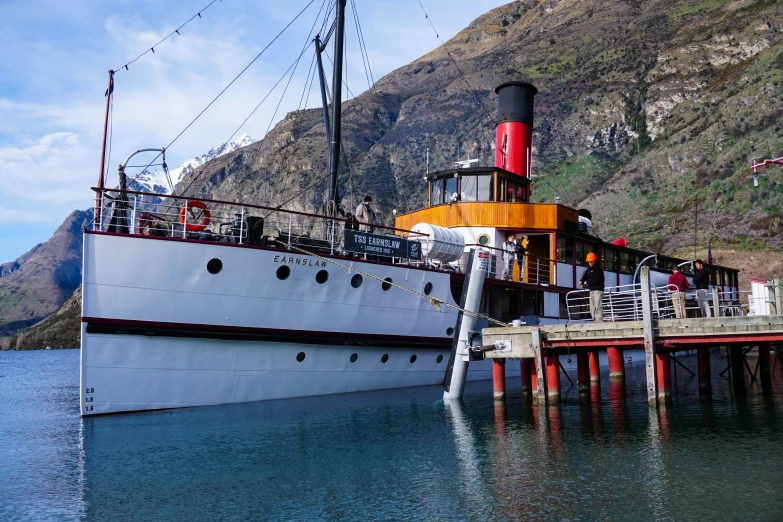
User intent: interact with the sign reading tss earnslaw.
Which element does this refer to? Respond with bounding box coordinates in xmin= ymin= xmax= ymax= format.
xmin=344 ymin=230 xmax=421 ymax=259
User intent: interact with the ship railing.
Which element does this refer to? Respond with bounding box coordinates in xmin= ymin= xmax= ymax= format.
xmin=90 ymin=187 xmax=429 ymax=261
xmin=471 ymin=243 xmax=554 ymax=285
xmin=567 ymin=284 xmax=749 ymax=322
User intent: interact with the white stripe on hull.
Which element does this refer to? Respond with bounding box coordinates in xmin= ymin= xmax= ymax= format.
xmin=80 ymin=325 xmax=521 ymax=416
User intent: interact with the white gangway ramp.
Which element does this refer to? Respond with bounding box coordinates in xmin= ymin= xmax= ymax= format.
xmin=443 ymin=247 xmax=489 ymax=400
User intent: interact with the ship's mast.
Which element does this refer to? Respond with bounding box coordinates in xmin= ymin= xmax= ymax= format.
xmin=327 ymin=0 xmax=346 ymax=214
xmin=96 ymin=69 xmax=115 ymax=228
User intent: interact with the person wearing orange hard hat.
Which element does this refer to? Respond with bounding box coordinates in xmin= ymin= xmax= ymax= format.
xmin=579 ymin=251 xmax=605 ymax=322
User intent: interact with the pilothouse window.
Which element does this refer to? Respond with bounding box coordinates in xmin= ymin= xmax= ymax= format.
xmin=430 ymin=179 xmax=444 ymax=206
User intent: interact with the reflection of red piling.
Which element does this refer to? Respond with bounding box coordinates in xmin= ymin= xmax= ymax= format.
xmin=546 ymin=356 xmax=561 ymax=402
xmin=655 ymin=352 xmax=672 ymax=400
xmin=520 ymin=359 xmax=533 ymax=394
xmin=494 ymin=399 xmax=506 ymax=429
xmin=607 ymin=347 xmax=624 ymax=380
xmin=589 ymin=350 xmax=600 ymax=382
xmin=493 ymin=359 xmax=506 ymax=400
xmin=609 ymin=378 xmax=625 ymax=435
xmin=697 ymin=348 xmax=711 ymax=394
xmin=577 ymin=352 xmax=590 ymax=397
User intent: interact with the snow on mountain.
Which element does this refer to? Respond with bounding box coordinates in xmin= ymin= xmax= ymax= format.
xmin=132 ymin=134 xmax=256 ymax=195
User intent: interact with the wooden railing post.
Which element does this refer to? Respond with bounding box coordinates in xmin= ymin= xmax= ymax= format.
xmin=640 ymin=267 xmax=657 ymax=405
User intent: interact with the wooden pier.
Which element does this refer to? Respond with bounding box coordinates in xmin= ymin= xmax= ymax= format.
xmin=483 ymin=268 xmax=783 ymax=405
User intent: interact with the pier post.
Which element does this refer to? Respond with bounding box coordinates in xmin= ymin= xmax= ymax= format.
xmin=520 ymin=359 xmax=533 ymax=395
xmin=697 ymin=348 xmax=711 ymax=394
xmin=532 ymin=328 xmax=547 ymax=405
xmin=607 ymin=347 xmax=625 ymax=380
xmin=577 ymin=352 xmax=590 ymax=398
xmin=589 ymin=350 xmax=600 ymax=382
xmin=730 ymin=346 xmax=746 ymax=397
xmin=759 ymin=344 xmax=772 ymax=395
xmin=530 ymin=361 xmax=538 ymax=391
xmin=640 ymin=267 xmax=658 ymax=405
xmin=655 ymin=352 xmax=672 ymax=401
xmin=493 ymin=359 xmax=506 ymax=400
xmin=546 ymin=356 xmax=561 ymax=403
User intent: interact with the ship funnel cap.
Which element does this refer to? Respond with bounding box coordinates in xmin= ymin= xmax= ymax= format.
xmin=495 ymin=81 xmax=538 ymax=126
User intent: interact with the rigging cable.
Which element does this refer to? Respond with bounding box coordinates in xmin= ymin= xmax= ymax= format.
xmin=415 ymin=0 xmax=494 ymax=121
xmin=114 ymin=0 xmax=223 ymax=73
xmin=349 ymin=0 xmax=376 ymax=94
xmin=129 ymin=0 xmax=318 ymax=185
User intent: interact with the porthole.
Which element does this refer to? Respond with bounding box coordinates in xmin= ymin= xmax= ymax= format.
xmin=206 ymin=258 xmax=223 ymax=275
xmin=296 ymin=351 xmax=306 ymax=362
xmin=277 ymin=265 xmax=291 ymax=280
xmin=424 ymin=282 xmax=433 ymax=296
xmin=382 ymin=277 xmax=393 ymax=291
xmin=351 ymin=274 xmax=363 ymax=288
xmin=315 ymin=270 xmax=329 ymax=284
xmin=446 ymin=327 xmax=455 ymax=336
xmin=477 ymin=234 xmax=490 ymax=246
xmin=410 ymin=354 xmax=417 ymax=364
xmin=381 ymin=354 xmax=389 ymax=363
xmin=350 ymin=353 xmax=358 ymax=363
xmin=437 ymin=354 xmax=444 ymax=364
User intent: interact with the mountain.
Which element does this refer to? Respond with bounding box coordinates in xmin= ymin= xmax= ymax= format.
xmin=132 ymin=134 xmax=256 ymax=195
xmin=0 ymin=210 xmax=90 ymax=338
xmin=176 ymin=0 xmax=783 ymax=255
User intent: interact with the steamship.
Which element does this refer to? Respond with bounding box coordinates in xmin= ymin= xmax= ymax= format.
xmin=80 ymin=5 xmax=739 ymax=416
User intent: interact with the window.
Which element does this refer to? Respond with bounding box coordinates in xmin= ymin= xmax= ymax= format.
xmin=575 ymin=241 xmax=594 ymax=267
xmin=444 ymin=176 xmax=457 ymax=202
xmin=459 ymin=175 xmax=493 ymax=201
xmin=430 ymin=179 xmax=444 ymax=206
xmin=206 ymin=258 xmax=223 ymax=275
xmin=619 ymin=251 xmax=631 ymax=274
xmin=315 ymin=270 xmax=329 ymax=284
xmin=556 ymin=236 xmax=574 ymax=263
xmin=602 ymin=248 xmax=617 ymax=272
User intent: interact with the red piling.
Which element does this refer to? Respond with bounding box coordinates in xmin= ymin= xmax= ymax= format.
xmin=520 ymin=359 xmax=533 ymax=394
xmin=493 ymin=359 xmax=506 ymax=400
xmin=577 ymin=352 xmax=590 ymax=397
xmin=589 ymin=350 xmax=600 ymax=382
xmin=607 ymin=347 xmax=624 ymax=380
xmin=530 ymin=361 xmax=538 ymax=391
xmin=546 ymin=356 xmax=561 ymax=402
xmin=697 ymin=348 xmax=711 ymax=394
xmin=655 ymin=352 xmax=672 ymax=401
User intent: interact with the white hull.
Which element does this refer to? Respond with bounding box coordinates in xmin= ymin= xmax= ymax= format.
xmin=80 ymin=232 xmax=520 ymax=415
xmin=80 ymin=324 xmax=519 ymax=415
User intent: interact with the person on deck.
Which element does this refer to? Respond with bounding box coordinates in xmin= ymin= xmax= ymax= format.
xmin=502 ymin=235 xmax=516 ymax=280
xmin=668 ymin=266 xmax=689 ymax=319
xmin=579 ymin=252 xmax=604 ymax=322
xmin=693 ymin=259 xmax=712 ymax=317
xmin=355 ymin=196 xmax=376 ymax=233
xmin=514 ymin=235 xmax=528 ymax=282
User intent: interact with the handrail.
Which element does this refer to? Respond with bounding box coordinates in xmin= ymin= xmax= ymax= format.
xmin=91 ymin=186 xmax=428 ymax=237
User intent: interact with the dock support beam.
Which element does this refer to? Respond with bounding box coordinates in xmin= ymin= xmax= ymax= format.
xmin=607 ymin=347 xmax=624 ymax=380
xmin=698 ymin=348 xmax=711 ymax=394
xmin=532 ymin=329 xmax=547 ymax=405
xmin=493 ymin=359 xmax=506 ymax=400
xmin=640 ymin=267 xmax=658 ymax=405
xmin=759 ymin=344 xmax=772 ymax=395
xmin=730 ymin=346 xmax=746 ymax=397
xmin=546 ymin=356 xmax=561 ymax=403
xmin=656 ymin=352 xmax=672 ymax=401
xmin=577 ymin=352 xmax=590 ymax=397
xmin=589 ymin=350 xmax=600 ymax=382
xmin=520 ymin=359 xmax=533 ymax=395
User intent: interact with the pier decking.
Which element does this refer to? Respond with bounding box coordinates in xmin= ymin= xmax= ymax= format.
xmin=482 ymin=268 xmax=782 ymax=405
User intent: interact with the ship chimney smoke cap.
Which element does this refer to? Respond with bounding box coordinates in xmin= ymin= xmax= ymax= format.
xmin=495 ymin=81 xmax=538 ymax=125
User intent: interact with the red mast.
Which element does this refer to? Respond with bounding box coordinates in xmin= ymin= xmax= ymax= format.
xmin=95 ymin=70 xmax=114 ymax=228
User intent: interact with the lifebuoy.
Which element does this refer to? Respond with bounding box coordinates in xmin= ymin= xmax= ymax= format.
xmin=179 ymin=200 xmax=211 ymax=232
xmin=138 ymin=213 xmax=153 ymax=235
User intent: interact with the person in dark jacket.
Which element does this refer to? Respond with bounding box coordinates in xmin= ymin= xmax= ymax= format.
xmin=693 ymin=259 xmax=711 ymax=317
xmin=579 ymin=252 xmax=605 ymax=322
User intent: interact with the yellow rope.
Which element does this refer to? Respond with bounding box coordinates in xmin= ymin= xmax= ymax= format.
xmin=286 ymin=243 xmax=508 ymax=327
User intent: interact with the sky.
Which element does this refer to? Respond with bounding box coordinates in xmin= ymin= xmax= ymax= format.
xmin=0 ymin=0 xmax=506 ymax=262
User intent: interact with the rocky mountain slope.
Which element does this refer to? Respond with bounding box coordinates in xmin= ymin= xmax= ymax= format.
xmin=0 ymin=210 xmax=90 ymax=337
xmin=177 ymin=0 xmax=783 ymax=255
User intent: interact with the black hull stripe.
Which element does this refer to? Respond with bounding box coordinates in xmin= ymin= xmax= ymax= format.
xmin=83 ymin=317 xmax=451 ymax=350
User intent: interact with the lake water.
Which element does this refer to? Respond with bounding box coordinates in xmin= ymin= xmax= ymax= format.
xmin=2 ymin=349 xmax=782 ymax=521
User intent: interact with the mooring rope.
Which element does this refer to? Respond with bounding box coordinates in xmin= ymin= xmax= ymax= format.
xmin=285 ymin=243 xmax=508 ymax=327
